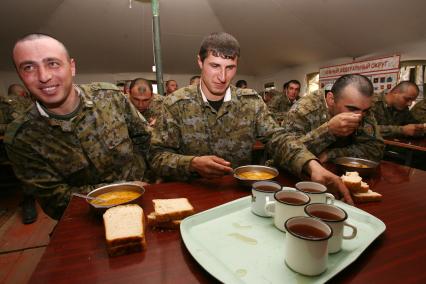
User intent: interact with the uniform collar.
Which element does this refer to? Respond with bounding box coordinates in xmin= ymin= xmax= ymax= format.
xmin=199 ymin=82 xmax=231 ymax=103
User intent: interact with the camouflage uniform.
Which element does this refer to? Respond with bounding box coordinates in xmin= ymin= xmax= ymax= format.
xmin=0 ymin=92 xmax=32 ymax=134
xmin=4 ymin=82 xmax=151 ymax=219
xmin=149 ymin=84 xmax=281 ymax=180
xmin=140 ymin=93 xmax=164 ymax=122
xmin=410 ymin=100 xmax=426 ymax=123
xmin=372 ymin=93 xmax=420 ymax=137
xmin=271 ymin=92 xmax=384 ymax=176
xmin=266 ymin=90 xmax=297 ymax=122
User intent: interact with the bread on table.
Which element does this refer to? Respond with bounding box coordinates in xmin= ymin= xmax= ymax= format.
xmin=341 ymin=172 xmax=382 ymax=203
xmin=352 ymin=190 xmax=383 ymax=203
xmin=148 ymin=198 xmax=194 ymax=229
xmin=103 ymin=204 xmax=146 ymax=256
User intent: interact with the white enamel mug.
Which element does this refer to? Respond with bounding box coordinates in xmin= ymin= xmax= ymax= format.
xmin=295 ymin=181 xmax=335 ymax=204
xmin=251 ymin=181 xmax=282 ymax=217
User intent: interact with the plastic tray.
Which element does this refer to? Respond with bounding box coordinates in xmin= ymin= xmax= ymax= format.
xmin=181 ymin=196 xmax=386 ymax=283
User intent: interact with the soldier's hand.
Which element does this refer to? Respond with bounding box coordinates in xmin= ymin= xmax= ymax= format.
xmin=402 ymin=124 xmax=424 ymax=136
xmin=305 ymin=160 xmax=354 ymax=205
xmin=190 ymin=155 xmax=233 ymax=179
xmin=318 ymin=151 xmax=329 ymax=163
xmin=328 ymin=112 xmax=361 ymax=137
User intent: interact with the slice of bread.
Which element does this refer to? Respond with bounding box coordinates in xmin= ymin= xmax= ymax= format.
xmin=341 ymin=174 xmax=362 ymax=192
xmin=147 ymin=212 xmax=182 ymax=229
xmin=152 ymin=198 xmax=195 ymax=222
xmin=352 ymin=190 xmax=382 ymax=203
xmin=103 ymin=204 xmax=146 ymax=256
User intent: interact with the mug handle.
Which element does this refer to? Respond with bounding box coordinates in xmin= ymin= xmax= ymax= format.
xmin=325 ymin=193 xmax=335 ymax=204
xmin=264 ymin=200 xmax=275 ymax=217
xmin=342 ymin=222 xmax=357 ymax=239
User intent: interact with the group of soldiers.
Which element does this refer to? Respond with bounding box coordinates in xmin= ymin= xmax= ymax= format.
xmin=1 ymin=31 xmax=425 ymax=223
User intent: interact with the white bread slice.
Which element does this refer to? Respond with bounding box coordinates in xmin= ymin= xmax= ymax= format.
xmin=341 ymin=173 xmax=362 ymax=192
xmin=103 ymin=204 xmax=146 ymax=256
xmin=352 ymin=190 xmax=382 ymax=203
xmin=152 ymin=198 xmax=195 ymax=222
xmin=147 ymin=212 xmax=181 ymax=229
xmin=359 ymin=181 xmax=370 ymax=193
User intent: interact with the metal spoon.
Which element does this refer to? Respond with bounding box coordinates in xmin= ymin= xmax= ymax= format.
xmin=72 ymin=193 xmax=107 ymax=203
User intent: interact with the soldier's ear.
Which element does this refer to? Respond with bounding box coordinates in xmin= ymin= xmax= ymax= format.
xmin=325 ymin=91 xmax=335 ymax=107
xmin=70 ymin=58 xmax=76 ymax=77
xmin=197 ymin=55 xmax=203 ymax=70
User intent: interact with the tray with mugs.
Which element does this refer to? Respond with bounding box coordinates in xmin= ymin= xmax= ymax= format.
xmin=181 ymin=192 xmax=385 ymax=283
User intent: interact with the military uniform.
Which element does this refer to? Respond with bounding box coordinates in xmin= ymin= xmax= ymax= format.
xmin=140 ymin=93 xmax=164 ymax=122
xmin=266 ymin=90 xmax=297 ymax=122
xmin=410 ymin=100 xmax=426 ymax=123
xmin=149 ymin=84 xmax=281 ymax=180
xmin=4 ymin=83 xmax=151 ymax=219
xmin=271 ymin=92 xmax=384 ymax=177
xmin=0 ymin=92 xmax=32 ymax=134
xmin=372 ymin=93 xmax=420 ymax=137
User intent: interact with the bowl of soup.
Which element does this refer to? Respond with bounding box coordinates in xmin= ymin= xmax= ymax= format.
xmin=233 ymin=165 xmax=279 ymax=187
xmin=333 ymin=157 xmax=378 ymax=177
xmin=86 ymin=182 xmax=145 ymax=214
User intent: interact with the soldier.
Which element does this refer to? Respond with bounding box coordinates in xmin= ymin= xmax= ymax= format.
xmin=411 ymin=99 xmax=426 ymax=123
xmin=189 ymin=75 xmax=200 ymax=86
xmin=149 ymin=32 xmax=353 ymax=204
xmin=5 ymin=33 xmax=151 ymax=220
xmin=372 ymin=81 xmax=423 ymax=137
xmin=0 ymin=84 xmax=33 ymax=134
xmin=276 ymin=74 xmax=384 ymax=176
xmin=235 ymin=79 xmax=247 ymax=88
xmin=129 ymin=78 xmax=164 ymax=126
xmin=165 ymin=79 xmax=178 ymax=95
xmin=267 ymin=80 xmax=301 ymax=122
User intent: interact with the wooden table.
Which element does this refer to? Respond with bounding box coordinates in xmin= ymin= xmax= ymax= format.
xmin=30 ymin=161 xmax=426 ymax=283
xmin=384 ymin=136 xmax=426 ymax=152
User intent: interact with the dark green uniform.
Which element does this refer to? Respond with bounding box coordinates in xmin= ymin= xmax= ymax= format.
xmin=4 ymin=83 xmax=151 ymax=219
xmin=372 ymin=93 xmax=419 ymax=137
xmin=149 ymin=85 xmax=282 ymax=180
xmin=266 ymin=90 xmax=296 ymax=122
xmin=140 ymin=93 xmax=164 ymax=122
xmin=271 ymin=92 xmax=384 ymax=176
xmin=410 ymin=100 xmax=426 ymax=123
xmin=0 ymin=93 xmax=32 ymax=134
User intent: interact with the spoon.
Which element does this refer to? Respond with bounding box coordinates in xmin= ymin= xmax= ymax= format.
xmin=72 ymin=193 xmax=107 ymax=203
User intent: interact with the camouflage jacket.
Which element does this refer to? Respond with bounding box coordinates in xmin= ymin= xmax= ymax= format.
xmin=372 ymin=93 xmax=419 ymax=137
xmin=410 ymin=99 xmax=426 ymax=123
xmin=149 ymin=85 xmax=281 ymax=180
xmin=266 ymin=90 xmax=296 ymax=122
xmin=272 ymin=92 xmax=384 ymax=177
xmin=0 ymin=93 xmax=32 ymax=134
xmin=140 ymin=93 xmax=164 ymax=122
xmin=4 ymin=82 xmax=151 ymax=219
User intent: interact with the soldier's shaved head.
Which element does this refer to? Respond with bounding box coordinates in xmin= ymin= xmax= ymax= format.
xmin=390 ymin=81 xmax=419 ymax=95
xmin=331 ymin=74 xmax=373 ymax=101
xmin=12 ymin=33 xmax=71 ymax=66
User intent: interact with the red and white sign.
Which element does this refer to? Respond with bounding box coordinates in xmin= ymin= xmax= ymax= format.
xmin=319 ymin=55 xmax=400 ymax=94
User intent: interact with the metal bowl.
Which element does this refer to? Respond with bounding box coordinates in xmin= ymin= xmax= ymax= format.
xmin=86 ymin=182 xmax=145 ymax=215
xmin=233 ymin=165 xmax=279 ymax=187
xmin=333 ymin=157 xmax=379 ymax=177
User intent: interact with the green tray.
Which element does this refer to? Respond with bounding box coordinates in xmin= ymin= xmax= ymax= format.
xmin=181 ymin=196 xmax=385 ymax=284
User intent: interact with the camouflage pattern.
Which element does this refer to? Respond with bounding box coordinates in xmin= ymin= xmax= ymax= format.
xmin=372 ymin=93 xmax=420 ymax=137
xmin=140 ymin=93 xmax=164 ymax=122
xmin=149 ymin=84 xmax=281 ymax=180
xmin=266 ymin=89 xmax=295 ymax=122
xmin=410 ymin=99 xmax=426 ymax=123
xmin=271 ymin=92 xmax=384 ymax=176
xmin=0 ymin=92 xmax=32 ymax=134
xmin=4 ymin=82 xmax=151 ymax=219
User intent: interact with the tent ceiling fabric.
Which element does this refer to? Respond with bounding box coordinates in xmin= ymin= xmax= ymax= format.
xmin=1 ymin=0 xmax=426 ymax=76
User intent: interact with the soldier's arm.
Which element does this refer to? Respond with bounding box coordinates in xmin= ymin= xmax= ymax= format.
xmin=148 ymin=103 xmax=195 ymax=180
xmin=281 ymin=110 xmax=336 ymax=157
xmin=5 ymin=140 xmax=100 ymax=220
xmin=326 ymin=118 xmax=385 ymax=161
xmin=377 ymin=124 xmax=404 ymax=137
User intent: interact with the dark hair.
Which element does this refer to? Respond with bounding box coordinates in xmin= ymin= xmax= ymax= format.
xmin=166 ymin=80 xmax=177 ymax=87
xmin=236 ymin=80 xmax=247 ymax=88
xmin=391 ymin=81 xmax=419 ymax=94
xmin=331 ymin=74 xmax=373 ymax=100
xmin=189 ymin=75 xmax=200 ymax=84
xmin=198 ymin=32 xmax=240 ymax=62
xmin=285 ymin=80 xmax=301 ymax=89
xmin=13 ymin=33 xmax=71 ymax=62
xmin=130 ymin=78 xmax=153 ymax=93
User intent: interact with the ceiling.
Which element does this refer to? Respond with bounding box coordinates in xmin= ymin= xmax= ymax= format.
xmin=1 ymin=0 xmax=426 ymax=76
